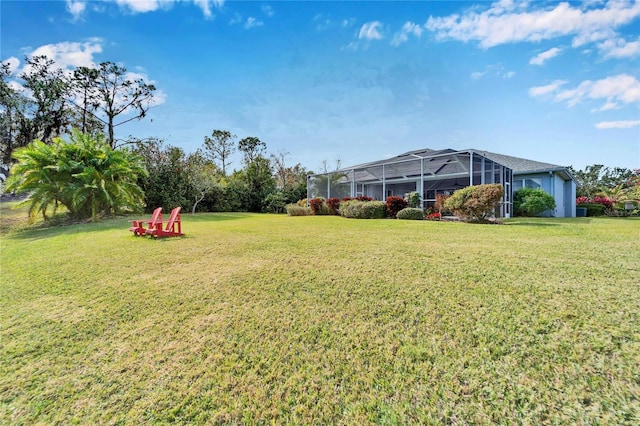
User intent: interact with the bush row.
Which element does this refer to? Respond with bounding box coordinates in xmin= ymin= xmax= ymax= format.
xmin=576 ymin=196 xmax=613 ymax=210
xmin=340 ymin=200 xmax=387 ymax=219
xmin=290 ymin=196 xmax=425 ymax=219
xmin=576 ymin=196 xmax=639 ymax=216
xmin=576 ymin=203 xmax=606 ymax=216
xmin=292 ymin=185 xmax=507 ymax=222
xmin=285 ymin=204 xmax=311 ymax=216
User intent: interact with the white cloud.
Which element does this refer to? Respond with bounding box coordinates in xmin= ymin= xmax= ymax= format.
xmin=114 ymin=0 xmax=171 ymax=14
xmin=341 ymin=42 xmax=359 ymax=51
xmin=425 ymin=1 xmax=640 ymax=49
xmin=229 ymin=12 xmax=242 ymax=25
xmin=571 ymin=27 xmax=618 ymax=47
xmin=529 ymin=47 xmax=562 ymax=65
xmin=358 ymin=21 xmax=383 ymax=41
xmin=314 ymin=16 xmax=333 ymax=31
xmin=342 ymin=18 xmax=356 ymax=28
xmin=588 ymin=73 xmax=640 ymax=105
xmin=471 ymin=64 xmax=515 ymax=80
xmin=595 ymin=120 xmax=640 ymax=129
xmin=313 ymin=15 xmax=355 ymax=31
xmin=532 ymin=74 xmax=640 ymax=110
xmin=261 ymin=4 xmax=274 ymax=17
xmin=529 ymin=79 xmax=568 ymax=97
xmin=244 ymin=17 xmax=264 ymax=29
xmin=391 ymin=22 xmax=423 ymax=46
xmin=193 ymin=0 xmax=212 ymax=18
xmin=24 ymin=41 xmax=103 ymax=73
xmin=66 ymin=0 xmax=86 ymax=20
xmin=7 ymin=42 xmax=166 ymax=111
xmin=598 ymin=36 xmax=640 ymax=59
xmin=554 ymin=81 xmax=592 ymax=107
xmin=127 ymin=71 xmax=167 ymax=107
xmin=111 ymin=0 xmax=223 ymax=17
xmin=8 ymin=80 xmax=25 ymax=93
xmin=229 ymin=13 xmax=265 ymax=29
xmin=2 ymin=57 xmax=21 ymax=74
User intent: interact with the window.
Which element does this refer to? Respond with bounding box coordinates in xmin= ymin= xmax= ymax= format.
xmin=524 ymin=178 xmax=541 ymax=189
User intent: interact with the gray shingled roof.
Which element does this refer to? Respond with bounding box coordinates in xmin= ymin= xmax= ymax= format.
xmin=476 ymin=151 xmax=566 ymax=174
xmin=334 ymin=147 xmax=574 ymax=181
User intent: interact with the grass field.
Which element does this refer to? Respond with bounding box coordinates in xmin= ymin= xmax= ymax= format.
xmin=1 ymin=205 xmax=639 ymax=424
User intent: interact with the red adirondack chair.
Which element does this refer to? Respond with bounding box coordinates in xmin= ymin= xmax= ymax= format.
xmin=129 ymin=207 xmax=162 ymax=236
xmin=145 ymin=206 xmax=184 ymax=239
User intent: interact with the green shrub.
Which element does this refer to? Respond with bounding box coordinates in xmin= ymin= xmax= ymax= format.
xmin=263 ymin=191 xmax=288 ymax=213
xmin=514 ymin=188 xmax=556 ymax=216
xmin=286 ymin=204 xmax=311 ymax=216
xmin=396 ymin=207 xmax=424 ymax=220
xmin=340 ymin=200 xmax=386 ymax=219
xmin=577 ymin=203 xmax=606 ymax=217
xmin=443 ymin=184 xmax=504 ymax=222
xmin=405 ymin=191 xmax=421 ymax=208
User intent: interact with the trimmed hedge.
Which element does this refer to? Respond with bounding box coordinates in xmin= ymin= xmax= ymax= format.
xmin=577 ymin=203 xmax=606 ymax=217
xmin=396 ymin=207 xmax=424 ymax=220
xmin=340 ymin=200 xmax=387 ymax=219
xmin=286 ymin=204 xmax=311 ymax=216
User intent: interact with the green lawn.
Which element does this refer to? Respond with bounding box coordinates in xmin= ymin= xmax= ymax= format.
xmin=1 ymin=208 xmax=639 ymax=424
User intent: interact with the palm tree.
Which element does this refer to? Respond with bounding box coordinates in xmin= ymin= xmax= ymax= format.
xmin=6 ymin=129 xmax=148 ymax=222
xmin=597 ymin=184 xmax=637 ymax=212
xmin=62 ymin=130 xmax=147 ymax=221
xmin=5 ymin=140 xmax=63 ymax=220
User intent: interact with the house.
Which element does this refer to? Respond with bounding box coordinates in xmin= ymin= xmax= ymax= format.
xmin=479 ymin=151 xmax=576 ymax=218
xmin=307 ymin=148 xmax=576 ymax=218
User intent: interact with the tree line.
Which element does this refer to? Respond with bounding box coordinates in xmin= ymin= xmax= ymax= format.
xmin=2 ymin=56 xmax=309 ymax=220
xmin=131 ymin=131 xmax=307 ymax=215
xmin=3 ymin=56 xmax=637 ymax=222
xmin=1 ymin=56 xmax=156 ymax=180
xmin=568 ymin=164 xmax=639 ymax=199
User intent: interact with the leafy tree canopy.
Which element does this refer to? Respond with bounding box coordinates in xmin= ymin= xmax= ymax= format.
xmin=1 ymin=57 xmax=158 ymax=180
xmin=569 ymin=164 xmax=635 ymax=198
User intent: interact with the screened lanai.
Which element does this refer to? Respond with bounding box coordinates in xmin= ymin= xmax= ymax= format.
xmin=307 ymin=148 xmax=514 ymax=218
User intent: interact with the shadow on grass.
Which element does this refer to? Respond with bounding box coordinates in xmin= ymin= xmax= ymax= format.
xmin=505 ymin=217 xmax=599 ymax=227
xmin=4 ymin=212 xmax=249 ymax=241
xmin=506 ymin=221 xmax=562 ymax=227
xmin=185 ymin=212 xmax=253 ymax=222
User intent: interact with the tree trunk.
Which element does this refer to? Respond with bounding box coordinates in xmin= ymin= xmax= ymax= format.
xmin=91 ymin=196 xmax=98 ymax=222
xmin=192 ymin=192 xmax=205 ymax=214
xmin=108 ymin=117 xmax=115 ymax=149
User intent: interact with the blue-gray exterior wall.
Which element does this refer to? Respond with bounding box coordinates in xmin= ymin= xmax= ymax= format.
xmin=513 ymin=172 xmax=576 ymax=217
xmin=564 ymin=179 xmax=576 ymax=218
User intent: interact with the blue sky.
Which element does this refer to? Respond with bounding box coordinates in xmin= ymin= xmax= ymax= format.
xmin=2 ymin=0 xmax=639 ymax=172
